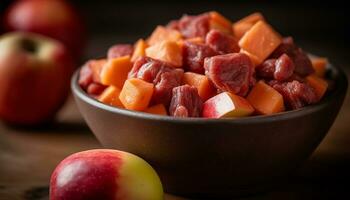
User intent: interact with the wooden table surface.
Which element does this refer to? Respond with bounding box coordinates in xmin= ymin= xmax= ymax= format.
xmin=0 ymin=67 xmax=349 ymax=199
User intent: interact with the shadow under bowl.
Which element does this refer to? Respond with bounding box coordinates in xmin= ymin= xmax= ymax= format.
xmin=72 ymin=62 xmax=347 ymax=198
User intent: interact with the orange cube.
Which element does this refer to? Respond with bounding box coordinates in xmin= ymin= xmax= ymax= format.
xmin=209 ymin=11 xmax=233 ymax=34
xmin=311 ymin=57 xmax=328 ymax=77
xmin=177 ymin=37 xmax=204 ymax=50
xmin=306 ymin=75 xmax=328 ymax=100
xmin=147 ymin=26 xmax=182 ymax=46
xmin=146 ymin=41 xmax=183 ymax=67
xmin=233 ymin=12 xmax=265 ymax=39
xmin=119 ymin=78 xmax=154 ymax=111
xmin=98 ymin=86 xmax=124 ymax=108
xmin=186 ymin=37 xmax=205 ymax=44
xmin=233 ymin=22 xmax=253 ymax=39
xmin=144 ymin=104 xmax=167 ymax=116
xmin=240 ymin=49 xmax=261 ymax=66
xmin=176 ymin=39 xmax=185 ymax=50
xmin=183 ymin=72 xmax=216 ymax=100
xmin=239 ymin=21 xmax=282 ymax=65
xmin=88 ymin=59 xmax=107 ymax=82
xmin=247 ymin=81 xmax=285 ymax=115
xmin=131 ymin=39 xmax=147 ymax=62
xmin=100 ymin=56 xmax=133 ymax=88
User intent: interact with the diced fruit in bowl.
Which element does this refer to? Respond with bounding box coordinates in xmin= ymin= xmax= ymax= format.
xmin=203 ymin=92 xmax=254 ymax=118
xmin=78 ymin=11 xmax=331 ymax=118
xmin=79 ymin=60 xmax=108 ymax=97
xmin=89 ymin=59 xmax=107 ymax=83
xmin=148 ymin=26 xmax=182 ymax=46
xmin=100 ymin=56 xmax=133 ymax=88
xmin=232 ymin=12 xmax=265 ymax=39
xmin=239 ymin=20 xmax=282 ymax=65
xmin=209 ymin=11 xmax=233 ymax=34
xmin=128 ymin=56 xmax=184 ymax=106
xmin=311 ymin=57 xmax=328 ymax=77
xmin=247 ymin=81 xmax=285 ymax=115
xmin=119 ymin=78 xmax=154 ymax=111
xmin=0 ymin=32 xmax=74 ymax=125
xmin=50 ymin=149 xmax=163 ymax=200
xmin=98 ymin=86 xmax=124 ymax=108
xmin=306 ymin=74 xmax=328 ymax=100
xmin=145 ymin=104 xmax=168 ymax=116
xmin=146 ymin=41 xmax=183 ymax=67
xmin=183 ymin=72 xmax=216 ymax=101
xmin=131 ymin=39 xmax=147 ymax=62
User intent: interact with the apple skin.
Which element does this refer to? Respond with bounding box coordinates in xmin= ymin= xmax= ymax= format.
xmin=202 ymin=92 xmax=254 ymax=118
xmin=4 ymin=0 xmax=85 ymax=59
xmin=0 ymin=32 xmax=74 ymax=125
xmin=50 ymin=149 xmax=164 ymax=200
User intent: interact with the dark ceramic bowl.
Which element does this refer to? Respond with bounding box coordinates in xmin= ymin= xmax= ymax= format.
xmin=72 ymin=61 xmax=347 ymax=198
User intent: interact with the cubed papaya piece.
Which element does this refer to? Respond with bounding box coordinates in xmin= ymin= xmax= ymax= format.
xmin=240 ymin=49 xmax=261 ymax=66
xmin=88 ymin=59 xmax=107 ymax=83
xmin=306 ymin=74 xmax=328 ymax=100
xmin=131 ymin=39 xmax=148 ymax=62
xmin=186 ymin=37 xmax=205 ymax=44
xmin=144 ymin=104 xmax=167 ymax=116
xmin=100 ymin=56 xmax=133 ymax=88
xmin=183 ymin=72 xmax=216 ymax=100
xmin=239 ymin=21 xmax=282 ymax=65
xmin=247 ymin=81 xmax=285 ymax=115
xmin=233 ymin=12 xmax=265 ymax=39
xmin=311 ymin=57 xmax=328 ymax=77
xmin=176 ymin=39 xmax=185 ymax=50
xmin=209 ymin=11 xmax=233 ymax=34
xmin=177 ymin=37 xmax=204 ymax=50
xmin=233 ymin=22 xmax=254 ymax=39
xmin=146 ymin=41 xmax=183 ymax=67
xmin=235 ymin=12 xmax=265 ymax=25
xmin=98 ymin=86 xmax=124 ymax=108
xmin=147 ymin=26 xmax=182 ymax=46
xmin=119 ymin=78 xmax=154 ymax=111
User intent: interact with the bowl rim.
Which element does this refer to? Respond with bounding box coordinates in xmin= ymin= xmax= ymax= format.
xmin=71 ymin=60 xmax=348 ymax=124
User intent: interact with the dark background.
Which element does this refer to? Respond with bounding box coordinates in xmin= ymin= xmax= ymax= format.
xmin=1 ymin=0 xmax=349 ymax=68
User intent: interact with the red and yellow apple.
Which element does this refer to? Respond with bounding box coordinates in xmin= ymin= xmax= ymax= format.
xmin=202 ymin=92 xmax=254 ymax=118
xmin=4 ymin=0 xmax=85 ymax=58
xmin=0 ymin=32 xmax=74 ymax=125
xmin=50 ymin=149 xmax=164 ymax=200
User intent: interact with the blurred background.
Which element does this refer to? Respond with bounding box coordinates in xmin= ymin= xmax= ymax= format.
xmin=2 ymin=0 xmax=349 ymax=66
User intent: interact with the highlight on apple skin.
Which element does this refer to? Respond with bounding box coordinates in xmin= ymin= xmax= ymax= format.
xmin=50 ymin=149 xmax=164 ymax=200
xmin=0 ymin=32 xmax=74 ymax=125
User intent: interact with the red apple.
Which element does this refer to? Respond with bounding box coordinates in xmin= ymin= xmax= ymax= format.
xmin=0 ymin=32 xmax=74 ymax=125
xmin=202 ymin=92 xmax=254 ymax=118
xmin=50 ymin=149 xmax=164 ymax=200
xmin=4 ymin=0 xmax=85 ymax=59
